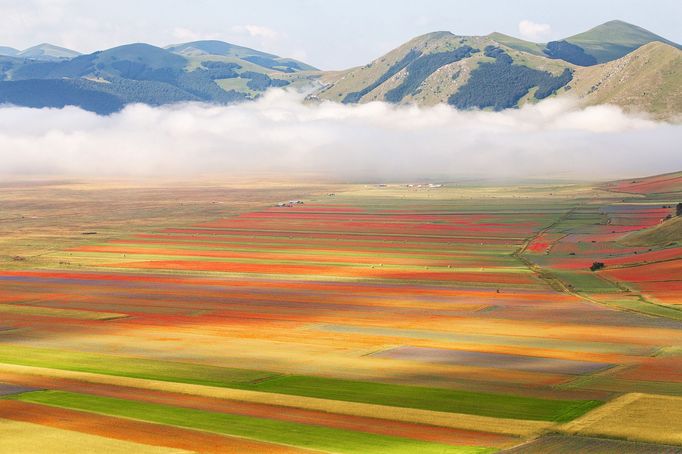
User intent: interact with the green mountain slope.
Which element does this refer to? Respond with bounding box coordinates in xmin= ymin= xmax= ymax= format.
xmin=0 ymin=41 xmax=319 ymax=114
xmin=564 ymin=20 xmax=680 ymax=64
xmin=167 ymin=40 xmax=317 ymax=72
xmin=0 ymin=46 xmax=19 ymax=57
xmin=314 ymin=22 xmax=681 ymax=119
xmin=568 ymin=42 xmax=682 ymax=119
xmin=622 ymin=216 xmax=682 ymax=246
xmin=17 ymin=43 xmax=81 ymax=61
xmin=487 ymin=33 xmax=545 ymax=56
xmin=0 ymin=21 xmax=679 ymax=116
xmin=314 ymin=32 xmax=573 ymax=109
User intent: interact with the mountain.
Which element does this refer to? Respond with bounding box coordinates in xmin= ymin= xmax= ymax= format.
xmin=559 ymin=20 xmax=680 ymax=64
xmin=313 ymin=21 xmax=682 ymax=118
xmin=491 ymin=21 xmax=680 ymax=67
xmin=0 ymin=41 xmax=319 ymax=114
xmin=17 ymin=43 xmax=81 ymax=61
xmin=0 ymin=21 xmax=679 ymax=117
xmin=166 ymin=40 xmax=317 ymax=73
xmin=0 ymin=46 xmax=19 ymax=57
xmin=314 ymin=31 xmax=574 ymax=109
xmin=568 ymin=42 xmax=682 ymax=119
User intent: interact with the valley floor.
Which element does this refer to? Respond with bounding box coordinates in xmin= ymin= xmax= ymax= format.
xmin=0 ymin=175 xmax=681 ymax=453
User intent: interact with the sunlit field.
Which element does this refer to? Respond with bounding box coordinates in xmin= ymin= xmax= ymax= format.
xmin=1 ymin=174 xmax=681 ymax=453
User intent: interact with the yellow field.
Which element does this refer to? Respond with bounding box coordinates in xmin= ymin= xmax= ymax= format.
xmin=0 ymin=419 xmax=191 ymax=454
xmin=0 ymin=304 xmax=126 ymax=320
xmin=561 ymin=393 xmax=682 ymax=445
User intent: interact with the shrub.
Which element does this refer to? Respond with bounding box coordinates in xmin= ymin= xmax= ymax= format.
xmin=590 ymin=262 xmax=605 ymax=272
xmin=544 ymin=41 xmax=598 ymax=66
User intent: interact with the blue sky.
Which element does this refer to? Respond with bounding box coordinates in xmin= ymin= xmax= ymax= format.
xmin=2 ymin=0 xmax=681 ymax=69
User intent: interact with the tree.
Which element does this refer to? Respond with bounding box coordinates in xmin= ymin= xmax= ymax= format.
xmin=590 ymin=262 xmax=605 ymax=272
xmin=677 ymin=203 xmax=682 ymax=217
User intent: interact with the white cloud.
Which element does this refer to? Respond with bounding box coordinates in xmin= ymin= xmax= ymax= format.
xmin=0 ymin=91 xmax=679 ymax=181
xmin=237 ymin=24 xmax=280 ymax=40
xmin=171 ymin=27 xmax=222 ymax=43
xmin=518 ymin=19 xmax=552 ymax=41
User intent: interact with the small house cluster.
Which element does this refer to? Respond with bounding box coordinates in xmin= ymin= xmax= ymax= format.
xmin=406 ymin=183 xmax=443 ymax=188
xmin=276 ymin=200 xmax=305 ymax=208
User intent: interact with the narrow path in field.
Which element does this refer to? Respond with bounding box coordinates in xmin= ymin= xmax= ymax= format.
xmin=512 ymin=206 xmax=578 ymax=294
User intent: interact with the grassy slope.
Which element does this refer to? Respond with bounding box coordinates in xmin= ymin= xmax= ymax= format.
xmin=621 ymin=217 xmax=682 ymax=246
xmin=10 ymin=391 xmax=494 ymax=454
xmin=568 ymin=42 xmax=682 ymax=119
xmin=18 ymin=43 xmax=81 ymax=60
xmin=315 ymin=33 xmax=572 ymax=106
xmin=167 ymin=40 xmax=317 ymax=71
xmin=0 ymin=345 xmax=600 ymax=422
xmin=487 ymin=33 xmax=545 ymax=56
xmin=565 ymin=20 xmax=681 ymax=63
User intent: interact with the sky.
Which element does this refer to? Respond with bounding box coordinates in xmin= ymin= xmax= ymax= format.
xmin=1 ymin=0 xmax=681 ymax=70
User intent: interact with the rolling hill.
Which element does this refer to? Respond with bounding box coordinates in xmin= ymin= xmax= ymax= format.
xmin=568 ymin=42 xmax=682 ymax=119
xmin=17 ymin=43 xmax=81 ymax=61
xmin=0 ymin=46 xmax=19 ymax=57
xmin=561 ymin=20 xmax=681 ymax=64
xmin=313 ymin=32 xmax=576 ymax=109
xmin=0 ymin=41 xmax=319 ymax=114
xmin=490 ymin=20 xmax=681 ymax=66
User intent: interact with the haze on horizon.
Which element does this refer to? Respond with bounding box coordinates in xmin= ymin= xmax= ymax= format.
xmin=1 ymin=92 xmax=680 ymax=182
xmin=1 ymin=0 xmax=681 ymax=69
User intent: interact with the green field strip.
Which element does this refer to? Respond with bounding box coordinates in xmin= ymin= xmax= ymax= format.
xmin=582 ymin=294 xmax=682 ymax=322
xmin=9 ymin=391 xmax=496 ymax=454
xmin=0 ymin=345 xmax=277 ymax=388
xmin=311 ymin=324 xmax=654 ymax=355
xmin=550 ymin=271 xmax=622 ymax=293
xmin=0 ymin=345 xmax=599 ymax=423
xmin=244 ymin=376 xmax=602 ymax=423
xmin=0 ymin=304 xmax=126 ymax=320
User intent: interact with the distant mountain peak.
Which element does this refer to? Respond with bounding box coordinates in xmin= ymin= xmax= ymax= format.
xmin=561 ymin=20 xmax=680 ymax=63
xmin=0 ymin=46 xmax=19 ymax=57
xmin=166 ymin=40 xmax=276 ymax=59
xmin=18 ymin=43 xmax=81 ymax=61
xmin=165 ymin=40 xmax=317 ymax=72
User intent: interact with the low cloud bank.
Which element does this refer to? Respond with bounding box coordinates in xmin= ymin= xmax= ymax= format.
xmin=0 ymin=90 xmax=680 ymax=181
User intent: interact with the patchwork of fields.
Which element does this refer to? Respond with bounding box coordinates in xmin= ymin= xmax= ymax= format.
xmin=0 ymin=176 xmax=681 ymax=453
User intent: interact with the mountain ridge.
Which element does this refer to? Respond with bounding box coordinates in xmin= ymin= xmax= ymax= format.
xmin=0 ymin=21 xmax=680 ymax=118
xmin=313 ymin=21 xmax=682 ymax=119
